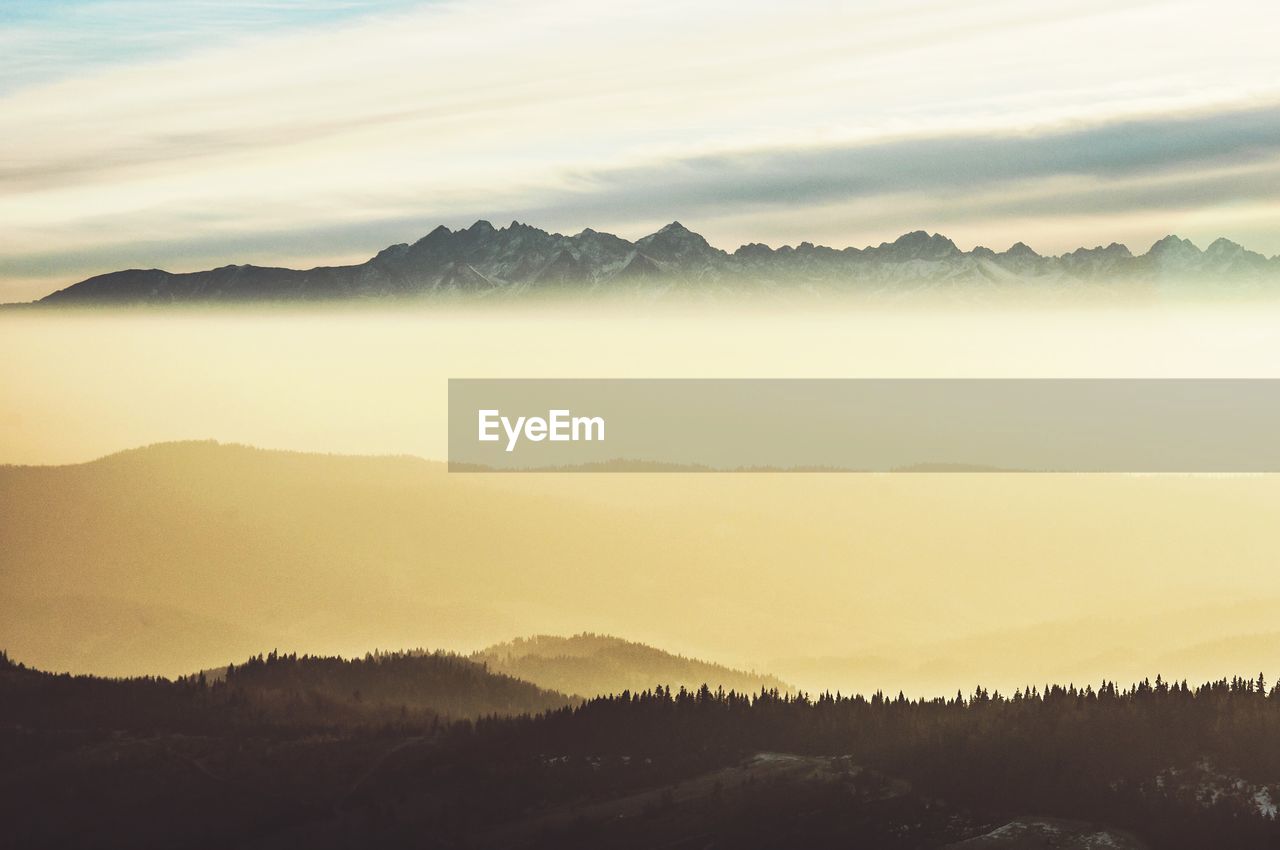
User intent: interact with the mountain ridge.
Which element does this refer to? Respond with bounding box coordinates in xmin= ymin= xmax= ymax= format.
xmin=29 ymin=221 xmax=1280 ymax=304
xmin=473 ymin=633 xmax=793 ymax=699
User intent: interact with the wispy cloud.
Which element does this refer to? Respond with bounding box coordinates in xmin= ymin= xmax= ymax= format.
xmin=532 ymin=104 xmax=1280 ymax=223
xmin=0 ymin=1 xmax=425 ymax=91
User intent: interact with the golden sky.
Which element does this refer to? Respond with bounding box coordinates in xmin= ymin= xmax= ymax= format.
xmin=3 ymin=299 xmax=1280 ymax=692
xmin=5 ymin=300 xmax=1280 ymax=466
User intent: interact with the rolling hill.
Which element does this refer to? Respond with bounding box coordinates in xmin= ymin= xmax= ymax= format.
xmin=474 ymin=633 xmax=792 ymax=698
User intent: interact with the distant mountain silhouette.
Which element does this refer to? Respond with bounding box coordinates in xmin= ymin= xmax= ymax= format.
xmin=474 ymin=633 xmax=792 ymax=698
xmin=30 ymin=221 xmax=1280 ymax=304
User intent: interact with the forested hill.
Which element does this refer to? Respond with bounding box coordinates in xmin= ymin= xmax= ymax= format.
xmin=4 ymin=649 xmax=1280 ymax=848
xmin=222 ymin=650 xmax=574 ymax=719
xmin=470 ymin=674 xmax=1280 ymax=848
xmin=0 ymin=649 xmax=573 ymax=730
xmin=474 ymin=633 xmax=792 ymax=698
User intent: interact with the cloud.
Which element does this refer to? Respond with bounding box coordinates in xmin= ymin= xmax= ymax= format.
xmin=516 ymin=103 xmax=1280 ymax=225
xmin=0 ymin=0 xmax=426 ymax=91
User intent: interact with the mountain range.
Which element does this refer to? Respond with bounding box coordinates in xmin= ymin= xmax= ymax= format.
xmin=30 ymin=221 xmax=1280 ymax=303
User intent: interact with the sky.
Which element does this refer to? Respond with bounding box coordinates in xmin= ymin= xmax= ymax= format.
xmin=2 ymin=0 xmax=1280 ymax=300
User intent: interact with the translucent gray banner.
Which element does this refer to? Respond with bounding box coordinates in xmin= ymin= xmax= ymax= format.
xmin=447 ymin=379 xmax=1280 ymax=472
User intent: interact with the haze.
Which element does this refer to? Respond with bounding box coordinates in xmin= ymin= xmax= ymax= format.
xmin=5 ymin=300 xmax=1280 ymax=697
xmin=6 ymin=300 xmax=1280 ymax=465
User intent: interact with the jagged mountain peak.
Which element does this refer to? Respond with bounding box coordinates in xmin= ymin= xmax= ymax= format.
xmin=1201 ymin=237 xmax=1271 ymax=274
xmin=572 ymin=227 xmax=628 ymax=245
xmin=639 ymin=221 xmax=716 ymax=246
xmin=401 ymin=226 xmax=455 ymax=260
xmin=734 ymin=242 xmax=775 ymax=256
xmin=1203 ymin=237 xmax=1264 ymax=262
xmin=876 ymin=230 xmax=960 ymax=261
xmin=1003 ymin=241 xmax=1040 ymax=258
xmin=1148 ymin=234 xmax=1201 ymax=255
xmin=635 ymin=220 xmax=726 ymax=267
xmin=1064 ymin=242 xmax=1132 ymax=261
xmin=1207 ymin=236 xmax=1242 ymax=251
